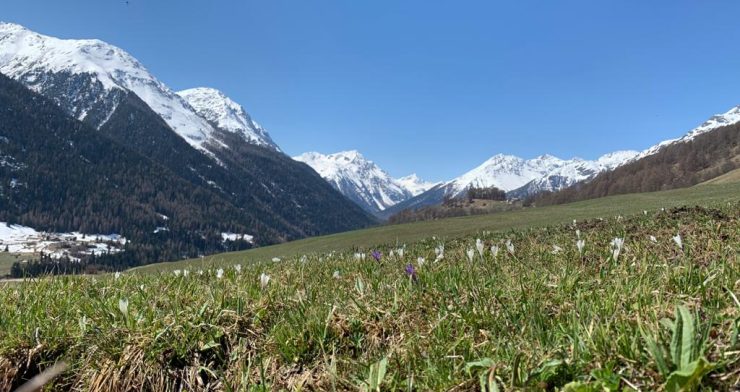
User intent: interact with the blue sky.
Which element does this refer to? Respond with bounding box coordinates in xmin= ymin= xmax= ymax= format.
xmin=4 ymin=1 xmax=740 ymax=181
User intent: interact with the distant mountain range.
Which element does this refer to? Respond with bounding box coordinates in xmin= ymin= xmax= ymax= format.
xmin=300 ymin=104 xmax=740 ymax=219
xmin=294 ymin=151 xmax=437 ymax=214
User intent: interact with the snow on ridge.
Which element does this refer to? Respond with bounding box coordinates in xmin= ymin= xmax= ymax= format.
xmin=177 ymin=87 xmax=280 ymax=151
xmin=396 ymin=174 xmax=439 ymax=196
xmin=221 ymin=232 xmax=254 ymax=243
xmin=0 ymin=22 xmax=217 ymax=153
xmin=631 ymin=105 xmax=740 ymax=162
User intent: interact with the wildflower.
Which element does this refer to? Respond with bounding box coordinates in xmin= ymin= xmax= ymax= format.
xmin=118 ymin=298 xmax=129 ymax=316
xmin=643 ymin=210 xmax=648 ymax=215
xmin=183 ymin=269 xmax=190 ymax=277
xmin=573 ymin=219 xmax=577 ymax=225
xmin=417 ymin=256 xmax=426 ymax=267
xmin=300 ymin=255 xmax=308 ymax=263
xmin=551 ymin=245 xmax=563 ymax=255
xmin=404 ymin=263 xmax=417 ymax=282
xmin=260 ymin=273 xmax=271 ymax=289
xmin=673 ymin=234 xmax=683 ymax=250
xmin=576 ymin=229 xmax=581 ymax=239
xmin=272 ymin=257 xmax=281 ymax=262
xmin=198 ymin=269 xmax=204 ymax=275
xmin=139 ymin=285 xmax=144 ymax=291
xmin=490 ymin=245 xmax=500 ymax=258
xmin=114 ymin=272 xmax=121 ymax=280
xmin=506 ymin=239 xmax=515 ymax=255
xmin=234 ymin=264 xmax=242 ymax=273
xmin=466 ymin=248 xmax=475 ymax=262
xmin=610 ymin=238 xmax=625 ymax=261
xmin=389 ymin=249 xmax=395 ymax=258
xmin=173 ymin=269 xmax=182 ymax=277
xmin=354 ymin=252 xmax=362 ymax=261
xmin=649 ymin=235 xmax=657 ymax=243
xmin=576 ymin=239 xmax=585 ymax=255
xmin=216 ymin=268 xmax=224 ymax=279
xmin=475 ymin=238 xmax=485 ymax=257
xmin=332 ymin=270 xmax=340 ymax=279
xmin=434 ymin=244 xmax=444 ymax=262
xmin=371 ymin=250 xmax=382 ymax=262
xmin=397 ymin=248 xmax=405 ymax=258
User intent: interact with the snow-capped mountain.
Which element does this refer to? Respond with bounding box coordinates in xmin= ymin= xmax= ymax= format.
xmin=177 ymin=87 xmax=280 ymax=151
xmin=294 ymin=151 xmax=435 ymax=214
xmin=0 ymin=22 xmax=279 ymax=156
xmin=631 ymin=105 xmax=740 ymax=162
xmin=397 ymin=174 xmax=439 ymax=196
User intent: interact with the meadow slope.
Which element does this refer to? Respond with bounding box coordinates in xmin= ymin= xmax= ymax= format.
xmin=135 ymin=181 xmax=740 ymax=273
xmin=0 ymin=184 xmax=738 ymax=390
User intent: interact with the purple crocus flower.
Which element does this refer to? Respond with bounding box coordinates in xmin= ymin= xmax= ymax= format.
xmin=371 ymin=250 xmax=382 ymax=262
xmin=404 ymin=263 xmax=417 ymax=281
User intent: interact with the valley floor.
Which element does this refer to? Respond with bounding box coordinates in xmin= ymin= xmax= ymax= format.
xmin=0 ymin=183 xmax=738 ymax=390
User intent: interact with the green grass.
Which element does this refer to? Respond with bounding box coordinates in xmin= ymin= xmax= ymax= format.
xmin=0 ymin=252 xmax=22 ymax=276
xmin=1 ymin=197 xmax=739 ymax=390
xmin=135 ymin=181 xmax=740 ymax=273
xmin=700 ymin=167 xmax=740 ymax=185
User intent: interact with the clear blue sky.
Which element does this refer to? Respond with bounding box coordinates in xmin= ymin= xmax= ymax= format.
xmin=4 ymin=1 xmax=740 ymax=181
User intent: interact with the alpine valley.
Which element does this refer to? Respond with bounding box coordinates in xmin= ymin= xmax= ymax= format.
xmin=0 ymin=21 xmax=738 ymax=274
xmin=0 ymin=22 xmax=373 ymax=273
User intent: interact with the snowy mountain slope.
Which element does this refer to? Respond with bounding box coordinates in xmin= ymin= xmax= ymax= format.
xmin=294 ymin=151 xmax=435 ymax=214
xmin=177 ymin=87 xmax=280 ymax=151
xmin=0 ymin=22 xmax=258 ymax=155
xmin=631 ymin=105 xmax=740 ymax=162
xmin=396 ymin=174 xmax=439 ymax=196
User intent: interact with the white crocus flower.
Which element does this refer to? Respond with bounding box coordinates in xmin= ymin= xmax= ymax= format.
xmin=466 ymin=248 xmax=475 ymax=262
xmin=610 ymin=238 xmax=625 ymax=261
xmin=576 ymin=229 xmax=581 ymax=239
xmin=183 ymin=269 xmax=190 ymax=277
xmin=114 ymin=272 xmax=121 ymax=280
xmin=198 ymin=269 xmax=204 ymax=276
xmin=118 ymin=298 xmax=129 ymax=316
xmin=490 ymin=245 xmax=499 ymax=258
xmin=576 ymin=239 xmax=585 ymax=255
xmin=216 ymin=268 xmax=224 ymax=279
xmin=551 ymin=245 xmax=563 ymax=255
xmin=173 ymin=270 xmax=181 ymax=277
xmin=475 ymin=239 xmax=485 ymax=257
xmin=260 ymin=273 xmax=271 ymax=289
xmin=397 ymin=248 xmax=405 ymax=258
xmin=272 ymin=257 xmax=281 ymax=262
xmin=234 ymin=264 xmax=242 ymax=273
xmin=417 ymin=256 xmax=426 ymax=267
xmin=332 ymin=270 xmax=340 ymax=279
xmin=649 ymin=235 xmax=657 ymax=243
xmin=673 ymin=234 xmax=683 ymax=250
xmin=434 ymin=244 xmax=445 ymax=262
xmin=354 ymin=253 xmax=362 ymax=261
xmin=506 ymin=239 xmax=515 ymax=255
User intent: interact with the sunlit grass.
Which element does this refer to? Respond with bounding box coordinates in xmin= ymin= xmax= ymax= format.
xmin=1 ymin=203 xmax=738 ymax=390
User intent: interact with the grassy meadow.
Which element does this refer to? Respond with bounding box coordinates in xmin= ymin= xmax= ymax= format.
xmin=0 ymin=185 xmax=739 ymax=390
xmin=136 ymin=181 xmax=740 ymax=273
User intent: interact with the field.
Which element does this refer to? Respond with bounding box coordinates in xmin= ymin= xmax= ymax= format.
xmin=1 ymin=183 xmax=739 ymax=390
xmin=136 ymin=181 xmax=740 ymax=273
xmin=0 ymin=253 xmax=22 ymax=277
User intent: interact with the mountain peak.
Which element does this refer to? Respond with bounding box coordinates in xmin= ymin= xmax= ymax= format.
xmin=177 ymin=87 xmax=279 ymax=151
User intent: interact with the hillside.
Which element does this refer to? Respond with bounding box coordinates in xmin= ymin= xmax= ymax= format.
xmin=134 ymin=180 xmax=740 ymax=272
xmin=529 ymin=121 xmax=740 ymax=206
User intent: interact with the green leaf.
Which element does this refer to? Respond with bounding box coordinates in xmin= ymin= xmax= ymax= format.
xmin=641 ymin=324 xmax=670 ymax=377
xmin=664 ymin=357 xmax=712 ymax=392
xmin=677 ymin=305 xmax=696 ymax=369
xmin=366 ymin=356 xmax=388 ymax=392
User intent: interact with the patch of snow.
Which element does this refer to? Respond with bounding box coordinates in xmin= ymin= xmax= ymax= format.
xmin=0 ymin=222 xmax=127 ymax=259
xmin=221 ymin=232 xmax=254 ymax=243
